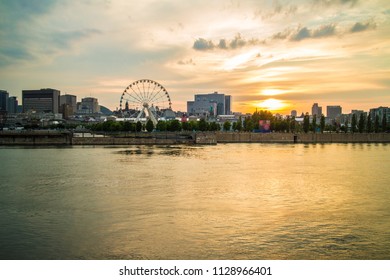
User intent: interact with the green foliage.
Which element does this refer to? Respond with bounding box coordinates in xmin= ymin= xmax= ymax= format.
xmin=146 ymin=119 xmax=154 ymax=132
xmin=209 ymin=122 xmax=220 ymax=131
xmin=236 ymin=116 xmax=243 ymax=131
xmin=311 ymin=115 xmax=317 ymax=132
xmin=367 ymin=113 xmax=372 ymax=133
xmin=303 ymin=114 xmax=310 ymax=133
xmin=243 ymin=117 xmax=254 ymax=132
xmin=136 ymin=121 xmax=142 ymax=132
xmin=223 ymin=121 xmax=231 ymax=131
xmin=374 ymin=115 xmax=380 ymax=133
xmin=358 ymin=114 xmax=365 ymax=133
xmin=320 ymin=114 xmax=325 ymax=133
xmin=167 ymin=119 xmax=181 ymax=132
xmin=156 ymin=120 xmax=167 ymax=131
xmin=382 ymin=113 xmax=387 ymax=132
xmin=198 ymin=119 xmax=208 ymax=131
xmin=351 ymin=114 xmax=357 ymax=133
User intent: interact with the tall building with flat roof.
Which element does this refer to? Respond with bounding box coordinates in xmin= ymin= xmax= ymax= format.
xmin=60 ymin=94 xmax=77 ymax=115
xmin=187 ymin=92 xmax=232 ymax=116
xmin=8 ymin=96 xmax=18 ymax=114
xmin=327 ymin=105 xmax=342 ymax=119
xmin=311 ymin=103 xmax=322 ymax=116
xmin=78 ymin=97 xmax=100 ymax=114
xmin=0 ymin=90 xmax=9 ymax=111
xmin=22 ymin=88 xmax=60 ymax=113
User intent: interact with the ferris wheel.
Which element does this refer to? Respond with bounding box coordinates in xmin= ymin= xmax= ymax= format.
xmin=119 ymin=79 xmax=172 ymax=125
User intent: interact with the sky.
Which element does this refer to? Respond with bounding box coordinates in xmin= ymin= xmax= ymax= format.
xmin=1 ymin=0 xmax=389 ymax=115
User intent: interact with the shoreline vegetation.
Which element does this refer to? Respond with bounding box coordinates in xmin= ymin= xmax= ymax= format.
xmin=1 ymin=130 xmax=390 ymax=145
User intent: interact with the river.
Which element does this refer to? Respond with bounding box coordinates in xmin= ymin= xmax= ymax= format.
xmin=0 ymin=144 xmax=389 ymax=259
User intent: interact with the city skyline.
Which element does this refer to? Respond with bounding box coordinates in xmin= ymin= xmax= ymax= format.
xmin=1 ymin=0 xmax=389 ymax=114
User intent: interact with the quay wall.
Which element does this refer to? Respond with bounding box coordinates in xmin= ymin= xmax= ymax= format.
xmin=1 ymin=131 xmax=390 ymax=145
xmin=216 ymin=132 xmax=390 ymax=143
xmin=0 ymin=131 xmax=71 ymax=145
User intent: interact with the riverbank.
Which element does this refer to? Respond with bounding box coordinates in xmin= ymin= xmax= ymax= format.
xmin=1 ymin=131 xmax=390 ymax=145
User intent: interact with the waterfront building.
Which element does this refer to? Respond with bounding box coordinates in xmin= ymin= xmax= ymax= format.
xmin=22 ymin=88 xmax=60 ymax=114
xmin=187 ymin=92 xmax=232 ymax=116
xmin=77 ymin=97 xmax=100 ymax=114
xmin=7 ymin=97 xmax=18 ymax=114
xmin=326 ymin=105 xmax=342 ymax=120
xmin=60 ymin=94 xmax=77 ymax=115
xmin=0 ymin=90 xmax=9 ymax=111
xmin=369 ymin=107 xmax=390 ymax=124
xmin=311 ymin=103 xmax=322 ymax=117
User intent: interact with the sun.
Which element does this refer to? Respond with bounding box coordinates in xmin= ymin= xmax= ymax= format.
xmin=256 ymin=98 xmax=286 ymax=111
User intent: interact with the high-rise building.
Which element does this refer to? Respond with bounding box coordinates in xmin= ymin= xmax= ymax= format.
xmin=369 ymin=107 xmax=390 ymax=124
xmin=22 ymin=88 xmax=60 ymax=113
xmin=60 ymin=94 xmax=77 ymax=115
xmin=327 ymin=105 xmax=342 ymax=119
xmin=0 ymin=90 xmax=9 ymax=111
xmin=311 ymin=103 xmax=322 ymax=116
xmin=7 ymin=96 xmax=18 ymax=114
xmin=187 ymin=92 xmax=232 ymax=116
xmin=77 ymin=97 xmax=100 ymax=114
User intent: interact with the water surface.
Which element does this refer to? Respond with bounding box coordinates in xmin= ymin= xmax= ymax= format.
xmin=0 ymin=144 xmax=389 ymax=259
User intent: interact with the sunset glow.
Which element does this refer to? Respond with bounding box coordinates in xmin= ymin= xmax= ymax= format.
xmin=256 ymin=99 xmax=287 ymax=112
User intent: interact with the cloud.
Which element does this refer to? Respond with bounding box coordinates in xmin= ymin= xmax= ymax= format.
xmin=313 ymin=0 xmax=359 ymax=7
xmin=193 ymin=34 xmax=260 ymax=51
xmin=193 ymin=38 xmax=214 ymax=50
xmin=312 ymin=24 xmax=336 ymax=38
xmin=291 ymin=27 xmax=311 ymax=41
xmin=290 ymin=24 xmax=336 ymax=41
xmin=350 ymin=21 xmax=376 ymax=33
xmin=229 ymin=34 xmax=247 ymax=49
xmin=177 ymin=58 xmax=195 ymax=65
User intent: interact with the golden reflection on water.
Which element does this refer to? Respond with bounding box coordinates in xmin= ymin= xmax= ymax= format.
xmin=0 ymin=144 xmax=390 ymax=259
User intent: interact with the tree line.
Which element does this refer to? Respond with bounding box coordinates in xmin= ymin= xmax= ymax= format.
xmin=87 ymin=110 xmax=388 ymax=133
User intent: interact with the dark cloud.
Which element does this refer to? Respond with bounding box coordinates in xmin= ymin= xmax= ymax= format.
xmin=291 ymin=27 xmax=311 ymax=41
xmin=289 ymin=24 xmax=337 ymax=41
xmin=312 ymin=24 xmax=336 ymax=38
xmin=193 ymin=34 xmax=261 ymax=51
xmin=193 ymin=38 xmax=214 ymax=50
xmin=350 ymin=21 xmax=376 ymax=33
xmin=229 ymin=34 xmax=247 ymax=49
xmin=218 ymin=39 xmax=228 ymax=49
xmin=313 ymin=0 xmax=359 ymax=7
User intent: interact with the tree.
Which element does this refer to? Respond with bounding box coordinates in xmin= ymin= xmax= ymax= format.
xmin=236 ymin=116 xmax=243 ymax=131
xmin=358 ymin=114 xmax=365 ymax=133
xmin=243 ymin=117 xmax=254 ymax=132
xmin=181 ymin=121 xmax=190 ymax=131
xmin=351 ymin=114 xmax=357 ymax=133
xmin=311 ymin=115 xmax=317 ymax=133
xmin=290 ymin=116 xmax=296 ymax=133
xmin=209 ymin=122 xmax=219 ymax=131
xmin=198 ymin=119 xmax=208 ymax=131
xmin=223 ymin=121 xmax=231 ymax=131
xmin=320 ymin=114 xmax=325 ymax=133
xmin=374 ymin=114 xmax=380 ymax=133
xmin=123 ymin=121 xmax=133 ymax=132
xmin=167 ymin=119 xmax=181 ymax=132
xmin=303 ymin=114 xmax=310 ymax=133
xmin=136 ymin=121 xmax=142 ymax=132
xmin=146 ymin=119 xmax=154 ymax=132
xmin=382 ymin=113 xmax=387 ymax=132
xmin=367 ymin=113 xmax=372 ymax=133
xmin=156 ymin=120 xmax=167 ymax=131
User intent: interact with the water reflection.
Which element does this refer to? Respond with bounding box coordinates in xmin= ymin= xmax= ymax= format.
xmin=0 ymin=144 xmax=390 ymax=259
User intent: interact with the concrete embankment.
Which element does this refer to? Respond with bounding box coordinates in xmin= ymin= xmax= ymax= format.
xmin=1 ymin=131 xmax=390 ymax=145
xmin=0 ymin=131 xmax=72 ymax=145
xmin=216 ymin=132 xmax=390 ymax=143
